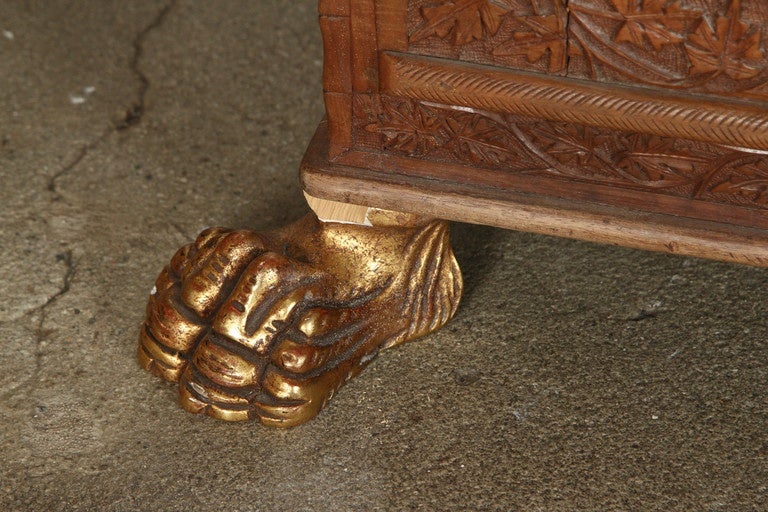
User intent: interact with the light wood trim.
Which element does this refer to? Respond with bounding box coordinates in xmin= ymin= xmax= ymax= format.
xmin=304 ymin=192 xmax=371 ymax=225
xmin=380 ymin=52 xmax=768 ymax=151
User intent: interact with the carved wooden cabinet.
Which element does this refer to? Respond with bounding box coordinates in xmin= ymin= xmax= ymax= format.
xmin=302 ymin=0 xmax=768 ymax=265
xmin=139 ymin=1 xmax=768 ymax=427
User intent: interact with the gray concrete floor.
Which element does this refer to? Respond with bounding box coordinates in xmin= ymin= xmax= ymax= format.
xmin=1 ymin=1 xmax=766 ymax=510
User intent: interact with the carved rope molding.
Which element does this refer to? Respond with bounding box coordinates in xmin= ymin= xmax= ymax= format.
xmin=380 ymin=52 xmax=768 ymax=151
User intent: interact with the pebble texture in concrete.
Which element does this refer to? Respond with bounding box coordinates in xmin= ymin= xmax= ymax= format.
xmin=0 ymin=1 xmax=766 ymax=511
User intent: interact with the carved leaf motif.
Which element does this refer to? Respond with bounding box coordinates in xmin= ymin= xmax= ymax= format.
xmin=513 ymin=118 xmax=718 ymax=188
xmin=615 ymin=134 xmax=702 ymax=186
xmin=367 ymin=101 xmax=446 ymax=156
xmin=410 ymin=0 xmax=510 ymax=45
xmin=443 ymin=115 xmax=515 ymax=165
xmin=612 ymin=0 xmax=697 ymax=51
xmin=493 ymin=14 xmax=566 ymax=72
xmin=684 ymin=1 xmax=764 ymax=80
xmin=531 ymin=123 xmax=613 ymax=169
xmin=709 ymin=159 xmax=768 ymax=204
xmin=355 ymin=97 xmax=768 ymax=210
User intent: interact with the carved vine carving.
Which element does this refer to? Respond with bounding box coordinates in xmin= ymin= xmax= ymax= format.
xmin=410 ymin=0 xmax=512 ymax=45
xmin=357 ymin=95 xmax=768 ymax=208
xmin=566 ymin=0 xmax=768 ymax=96
xmin=610 ymin=0 xmax=693 ymax=51
xmin=408 ymin=0 xmax=569 ymax=74
xmin=408 ymin=0 xmax=768 ymax=97
xmin=684 ymin=1 xmax=763 ymax=80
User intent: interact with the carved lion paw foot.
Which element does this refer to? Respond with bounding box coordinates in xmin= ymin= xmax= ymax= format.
xmin=138 ymin=211 xmax=462 ymax=427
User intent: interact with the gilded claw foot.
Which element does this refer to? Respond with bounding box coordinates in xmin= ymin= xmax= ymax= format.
xmin=137 ymin=208 xmax=462 ymax=427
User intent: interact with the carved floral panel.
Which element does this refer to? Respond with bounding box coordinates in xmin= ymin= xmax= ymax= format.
xmin=567 ymin=0 xmax=768 ymax=100
xmin=406 ymin=0 xmax=768 ymax=99
xmin=354 ymin=95 xmax=768 ymax=210
xmin=407 ymin=0 xmax=569 ymax=74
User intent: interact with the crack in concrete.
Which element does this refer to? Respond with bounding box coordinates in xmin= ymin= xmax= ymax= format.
xmin=1 ymin=251 xmax=77 ymax=400
xmin=31 ymin=251 xmax=77 ymax=389
xmin=47 ymin=128 xmax=112 ymax=196
xmin=47 ymin=0 xmax=178 ymax=195
xmin=35 ymin=250 xmax=76 ymax=355
xmin=117 ymin=0 xmax=178 ymax=131
xmin=38 ymin=251 xmax=77 ymax=313
xmin=15 ymin=2 xmax=177 ymax=398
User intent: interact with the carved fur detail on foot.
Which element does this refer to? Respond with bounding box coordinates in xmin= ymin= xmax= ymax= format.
xmin=137 ymin=212 xmax=461 ymax=427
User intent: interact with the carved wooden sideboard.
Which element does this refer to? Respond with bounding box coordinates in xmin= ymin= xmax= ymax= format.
xmin=138 ymin=1 xmax=768 ymax=427
xmin=303 ymin=0 xmax=768 ymax=265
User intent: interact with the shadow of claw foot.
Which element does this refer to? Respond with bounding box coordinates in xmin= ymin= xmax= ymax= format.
xmin=138 ymin=212 xmax=462 ymax=427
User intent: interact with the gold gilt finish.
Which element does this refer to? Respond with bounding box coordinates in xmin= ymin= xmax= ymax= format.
xmin=138 ymin=210 xmax=462 ymax=427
